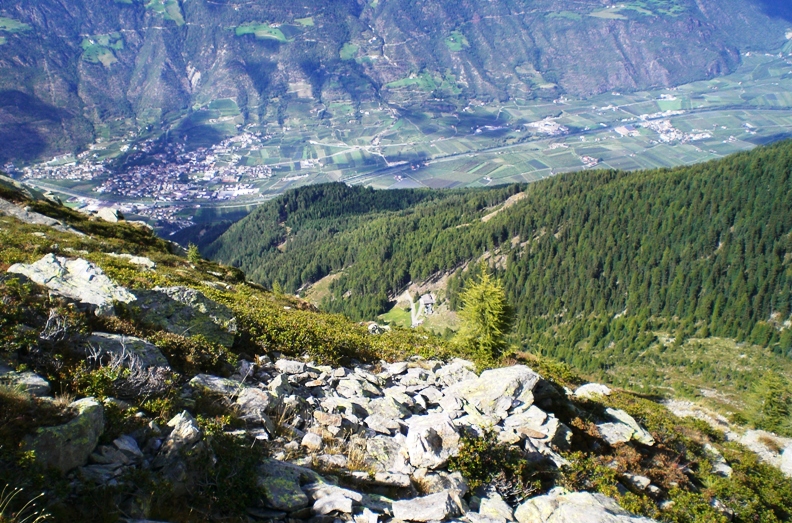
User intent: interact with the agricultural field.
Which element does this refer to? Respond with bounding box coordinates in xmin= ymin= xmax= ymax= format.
xmin=234 ymin=22 xmax=294 ymax=42
xmin=144 ymin=0 xmax=184 ymax=25
xmin=24 ymin=48 xmax=792 ymax=220
xmin=81 ymin=33 xmax=124 ymax=67
xmin=0 ymin=16 xmax=30 ymax=44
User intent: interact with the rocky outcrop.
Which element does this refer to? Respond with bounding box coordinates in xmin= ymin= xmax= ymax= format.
xmin=131 ymin=286 xmax=237 ymax=348
xmin=27 ymin=397 xmax=104 ymax=472
xmin=8 ymin=254 xmax=136 ymax=315
xmin=392 ymin=491 xmax=461 ymax=522
xmin=596 ymin=408 xmax=655 ymax=447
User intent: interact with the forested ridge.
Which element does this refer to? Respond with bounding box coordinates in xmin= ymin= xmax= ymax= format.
xmin=205 ymin=140 xmax=792 ymax=367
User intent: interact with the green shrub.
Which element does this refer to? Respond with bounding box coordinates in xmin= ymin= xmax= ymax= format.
xmin=448 ymin=430 xmax=540 ymax=501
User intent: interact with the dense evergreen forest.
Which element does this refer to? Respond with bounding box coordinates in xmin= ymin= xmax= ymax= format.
xmin=205 ymin=140 xmax=792 ymax=372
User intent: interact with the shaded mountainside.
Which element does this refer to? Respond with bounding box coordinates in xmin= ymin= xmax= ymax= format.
xmin=1 ymin=178 xmax=792 ymax=523
xmin=204 ymin=140 xmax=792 ymax=395
xmin=0 ymin=0 xmax=790 ymax=162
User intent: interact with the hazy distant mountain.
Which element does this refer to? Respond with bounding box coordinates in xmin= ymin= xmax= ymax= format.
xmin=0 ymin=0 xmax=789 ymax=163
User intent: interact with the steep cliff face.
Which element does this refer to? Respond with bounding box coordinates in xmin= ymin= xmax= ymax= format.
xmin=0 ymin=0 xmax=788 ymax=162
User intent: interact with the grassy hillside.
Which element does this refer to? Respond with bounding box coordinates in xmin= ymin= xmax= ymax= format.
xmin=205 ymin=140 xmax=792 ymax=420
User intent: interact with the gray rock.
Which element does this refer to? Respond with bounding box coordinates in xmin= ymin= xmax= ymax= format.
xmin=27 ymin=397 xmax=104 ymax=472
xmin=387 ymin=362 xmax=409 ymax=375
xmin=84 ymin=333 xmax=169 ymax=369
xmin=96 ymin=207 xmax=122 ymax=223
xmin=269 ymin=374 xmax=293 ymax=397
xmin=276 ymin=359 xmax=306 ymax=375
xmin=704 ymin=444 xmax=733 ymax=478
xmin=158 ymin=411 xmax=201 ymax=462
xmin=304 ymin=483 xmax=363 ymax=503
xmin=8 ymin=254 xmax=135 ymax=315
xmin=514 ymin=490 xmax=658 ymax=523
xmin=413 ymin=470 xmax=469 ymax=496
xmin=406 ymin=413 xmax=460 ymax=469
xmin=313 ymin=494 xmax=353 ymax=515
xmin=597 ymin=409 xmax=655 ymax=446
xmin=113 ymin=435 xmax=143 ymax=458
xmin=236 ymin=387 xmax=275 ymax=427
xmin=480 ymin=494 xmax=515 ymax=522
xmin=189 ymin=374 xmax=242 ymax=396
xmin=132 ymin=286 xmax=237 ymax=348
xmin=445 ymin=366 xmax=541 ymax=423
xmin=435 ymin=359 xmax=477 ymax=387
xmin=302 ymin=432 xmax=323 ymax=451
xmin=0 ymin=195 xmax=83 ymax=236
xmin=392 ymin=490 xmax=461 ymax=522
xmin=0 ymin=371 xmax=51 ymax=396
xmin=574 ymin=383 xmax=612 ymax=400
xmin=621 ymin=473 xmax=651 ymax=491
xmin=782 ymin=446 xmax=792 ymax=478
xmin=596 ymin=422 xmax=636 ymax=446
xmin=366 ymin=435 xmax=413 ymax=475
xmin=106 ymin=253 xmax=156 ymax=269
xmin=373 ymin=472 xmax=411 ymax=488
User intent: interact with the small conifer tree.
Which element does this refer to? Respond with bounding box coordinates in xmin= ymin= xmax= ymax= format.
xmin=456 ymin=263 xmax=514 ymax=364
xmin=187 ymin=243 xmax=201 ymax=265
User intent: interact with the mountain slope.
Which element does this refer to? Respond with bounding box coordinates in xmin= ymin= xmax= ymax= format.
xmin=1 ymin=0 xmax=790 ymax=163
xmin=205 ymin=140 xmax=792 ymax=401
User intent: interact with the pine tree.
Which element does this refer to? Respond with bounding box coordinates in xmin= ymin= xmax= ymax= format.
xmin=753 ymin=371 xmax=792 ymax=435
xmin=187 ymin=243 xmax=201 ymax=265
xmin=456 ymin=264 xmax=514 ymax=364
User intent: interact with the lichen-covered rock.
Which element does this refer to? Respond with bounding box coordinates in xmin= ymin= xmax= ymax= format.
xmin=28 ymin=397 xmax=104 ymax=472
xmin=392 ymin=490 xmax=461 ymax=522
xmin=366 ymin=434 xmax=413 ymax=475
xmin=514 ymin=490 xmax=658 ymax=523
xmin=8 ymin=254 xmax=135 ymax=315
xmin=189 ymin=373 xmax=243 ymax=396
xmin=480 ymin=494 xmax=515 ymax=522
xmin=83 ymin=333 xmax=169 ymax=369
xmin=405 ymin=412 xmax=460 ymax=469
xmin=236 ymin=388 xmax=276 ymax=430
xmin=257 ymin=459 xmax=323 ymax=512
xmin=132 ymin=286 xmax=237 ymax=348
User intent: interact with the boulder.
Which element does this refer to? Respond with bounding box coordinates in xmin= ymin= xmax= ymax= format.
xmin=480 ymin=494 xmax=515 ymax=522
xmin=405 ymin=413 xmax=460 ymax=469
xmin=435 ymin=359 xmax=477 ymax=387
xmin=276 ymin=359 xmax=306 ymax=375
xmin=0 ymin=370 xmax=51 ymax=396
xmin=257 ymin=459 xmax=323 ymax=512
xmin=366 ymin=435 xmax=413 ymax=475
xmin=106 ymin=253 xmax=156 ymax=269
xmin=596 ymin=409 xmax=654 ymax=446
xmin=27 ymin=397 xmax=104 ymax=472
xmin=514 ymin=490 xmax=658 ymax=523
xmin=83 ymin=333 xmax=169 ymax=369
xmin=392 ymin=490 xmax=461 ymax=522
xmin=574 ymin=383 xmax=612 ymax=400
xmin=8 ymin=254 xmax=136 ymax=315
xmin=302 ymin=433 xmax=323 ymax=451
xmin=96 ymin=207 xmax=122 ymax=223
xmin=236 ymin=388 xmax=276 ymax=431
xmin=132 ymin=286 xmax=237 ymax=348
xmin=189 ymin=374 xmax=242 ymax=396
xmin=445 ymin=366 xmax=541 ymax=422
